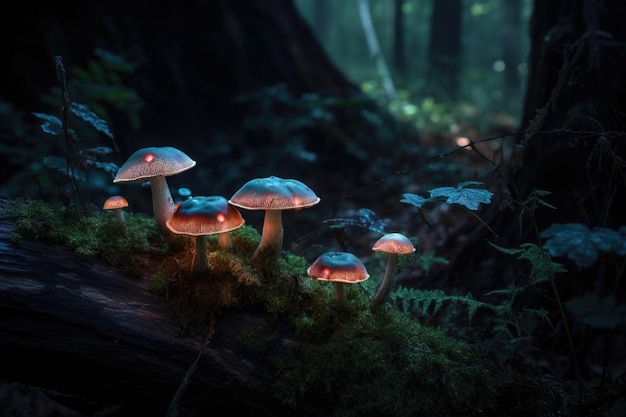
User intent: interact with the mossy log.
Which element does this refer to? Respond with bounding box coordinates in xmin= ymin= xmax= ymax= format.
xmin=0 ymin=210 xmax=310 ymax=416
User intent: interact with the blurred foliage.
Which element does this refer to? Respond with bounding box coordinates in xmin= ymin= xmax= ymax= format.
xmin=0 ymin=49 xmax=140 ymax=204
xmin=541 ymin=223 xmax=626 ymax=268
xmin=41 ymin=48 xmax=143 ymax=130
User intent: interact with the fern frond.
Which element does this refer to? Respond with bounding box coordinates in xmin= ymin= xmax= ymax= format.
xmin=390 ymin=287 xmax=494 ymax=324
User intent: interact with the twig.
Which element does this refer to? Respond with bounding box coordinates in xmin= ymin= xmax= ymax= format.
xmin=54 ymin=56 xmax=83 ymax=206
xmin=166 ymin=311 xmax=216 ymax=417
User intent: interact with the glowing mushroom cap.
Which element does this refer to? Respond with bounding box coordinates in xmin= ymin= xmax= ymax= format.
xmin=165 ymin=196 xmax=244 ymax=236
xmin=229 ymin=176 xmax=320 ymax=211
xmin=307 ymin=251 xmax=370 ymax=284
xmin=113 ymin=146 xmax=196 ymax=183
xmin=102 ymin=195 xmax=129 ymax=210
xmin=372 ymin=233 xmax=416 ymax=255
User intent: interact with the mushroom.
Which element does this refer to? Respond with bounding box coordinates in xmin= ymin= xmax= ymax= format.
xmin=102 ymin=195 xmax=129 ymax=233
xmin=113 ymin=146 xmax=196 ymax=246
xmin=229 ymin=176 xmax=320 ymax=264
xmin=307 ymin=251 xmax=370 ymax=308
xmin=166 ymin=196 xmax=245 ymax=275
xmin=369 ymin=232 xmax=416 ymax=311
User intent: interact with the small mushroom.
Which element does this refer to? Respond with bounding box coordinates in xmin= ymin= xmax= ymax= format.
xmin=229 ymin=176 xmax=320 ymax=264
xmin=307 ymin=251 xmax=370 ymax=308
xmin=102 ymin=195 xmax=129 ymax=233
xmin=166 ymin=196 xmax=245 ymax=276
xmin=113 ymin=146 xmax=196 ymax=247
xmin=369 ymin=233 xmax=416 ymax=311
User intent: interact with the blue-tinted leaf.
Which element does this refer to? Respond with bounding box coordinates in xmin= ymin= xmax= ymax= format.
xmin=588 ymin=227 xmax=622 ymax=252
xmin=70 ymin=102 xmax=113 ymax=139
xmin=92 ymin=161 xmax=119 ymax=175
xmin=32 ymin=112 xmax=63 ymax=135
xmin=541 ymin=223 xmax=588 ymax=258
xmin=541 ymin=223 xmax=626 ymax=268
xmin=428 ymin=182 xmax=493 ymax=210
xmin=400 ymin=193 xmax=428 ymax=209
xmin=42 ymin=156 xmax=86 ymax=181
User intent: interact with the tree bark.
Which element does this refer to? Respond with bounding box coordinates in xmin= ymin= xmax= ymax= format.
xmin=0 ymin=203 xmax=311 ymax=416
xmin=427 ymin=0 xmax=463 ymax=98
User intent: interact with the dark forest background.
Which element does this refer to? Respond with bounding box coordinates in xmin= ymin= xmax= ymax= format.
xmin=1 ymin=0 xmax=625 ymax=416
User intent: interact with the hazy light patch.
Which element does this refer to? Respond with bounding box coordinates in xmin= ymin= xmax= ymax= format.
xmin=493 ymin=60 xmax=506 ymax=72
xmin=518 ymin=62 xmax=528 ymax=75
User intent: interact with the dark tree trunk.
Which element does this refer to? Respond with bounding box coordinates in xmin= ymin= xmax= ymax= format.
xmin=427 ymin=0 xmax=463 ymax=98
xmin=392 ymin=0 xmax=407 ymax=78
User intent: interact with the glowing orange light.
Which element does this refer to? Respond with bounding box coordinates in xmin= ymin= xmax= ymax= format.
xmin=322 ymin=268 xmax=330 ymax=278
xmin=293 ymin=196 xmax=301 ymax=205
xmin=455 ymin=137 xmax=471 ymax=149
xmin=143 ymin=152 xmax=156 ymax=163
xmin=216 ymin=213 xmax=226 ymax=223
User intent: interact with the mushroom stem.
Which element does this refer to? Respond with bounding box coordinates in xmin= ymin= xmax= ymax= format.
xmin=334 ymin=282 xmax=347 ymax=308
xmin=114 ymin=209 xmax=128 ymax=233
xmin=149 ymin=176 xmax=186 ymax=249
xmin=218 ymin=232 xmax=232 ymax=249
xmin=251 ymin=210 xmax=283 ymax=264
xmin=192 ymin=236 xmax=209 ymax=275
xmin=149 ymin=176 xmax=175 ymax=232
xmin=369 ymin=254 xmax=399 ymax=311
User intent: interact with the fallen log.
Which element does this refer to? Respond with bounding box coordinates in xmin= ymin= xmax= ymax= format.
xmin=0 ymin=205 xmax=307 ymax=417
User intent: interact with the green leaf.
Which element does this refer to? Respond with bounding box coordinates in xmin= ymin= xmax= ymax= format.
xmin=428 ymin=181 xmax=493 ymax=210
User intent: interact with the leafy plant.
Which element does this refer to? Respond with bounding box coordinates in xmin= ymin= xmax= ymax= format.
xmin=540 ymin=223 xmax=626 ymax=268
xmin=400 ymin=180 xmax=494 ymax=211
xmin=41 ymin=48 xmax=143 ymax=129
xmin=33 ymin=105 xmax=119 ymax=200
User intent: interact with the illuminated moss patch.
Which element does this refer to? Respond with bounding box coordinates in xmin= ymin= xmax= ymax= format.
xmin=9 ymin=198 xmax=157 ymax=275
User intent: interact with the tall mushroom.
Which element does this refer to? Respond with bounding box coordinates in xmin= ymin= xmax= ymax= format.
xmin=113 ymin=146 xmax=196 ymax=247
xmin=165 ymin=196 xmax=245 ymax=276
xmin=229 ymin=176 xmax=320 ymax=264
xmin=307 ymin=251 xmax=370 ymax=308
xmin=369 ymin=232 xmax=416 ymax=311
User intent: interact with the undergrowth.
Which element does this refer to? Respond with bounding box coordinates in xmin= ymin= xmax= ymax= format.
xmin=7 ymin=197 xmax=497 ymax=417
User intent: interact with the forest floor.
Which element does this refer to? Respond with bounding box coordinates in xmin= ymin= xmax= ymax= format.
xmin=1 ymin=120 xmax=624 ymax=416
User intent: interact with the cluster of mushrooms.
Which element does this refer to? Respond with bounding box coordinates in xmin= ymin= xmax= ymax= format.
xmin=103 ymin=146 xmax=416 ymax=311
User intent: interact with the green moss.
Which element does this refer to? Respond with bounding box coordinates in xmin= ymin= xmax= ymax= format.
xmin=8 ymin=198 xmax=496 ymax=416
xmin=270 ymin=308 xmax=495 ymax=417
xmin=9 ymin=198 xmax=158 ymax=276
